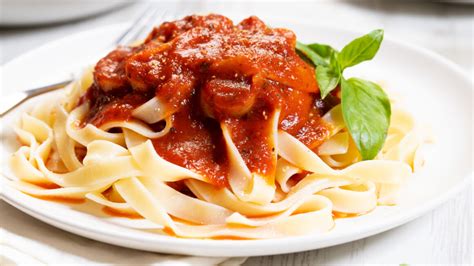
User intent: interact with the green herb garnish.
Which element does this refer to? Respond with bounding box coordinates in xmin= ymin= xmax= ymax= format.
xmin=297 ymin=29 xmax=390 ymax=160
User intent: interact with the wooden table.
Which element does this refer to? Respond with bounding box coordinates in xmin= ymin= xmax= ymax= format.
xmin=1 ymin=1 xmax=472 ymax=264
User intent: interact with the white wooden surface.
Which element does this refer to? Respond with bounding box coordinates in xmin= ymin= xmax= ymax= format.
xmin=1 ymin=1 xmax=472 ymax=265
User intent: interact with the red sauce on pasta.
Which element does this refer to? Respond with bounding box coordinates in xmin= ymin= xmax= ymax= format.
xmin=152 ymin=104 xmax=230 ymax=187
xmin=80 ymin=85 xmax=151 ymax=127
xmin=79 ymin=14 xmax=332 ymax=187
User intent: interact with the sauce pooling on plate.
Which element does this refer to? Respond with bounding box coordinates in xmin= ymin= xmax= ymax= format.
xmin=81 ymin=14 xmax=331 ymax=187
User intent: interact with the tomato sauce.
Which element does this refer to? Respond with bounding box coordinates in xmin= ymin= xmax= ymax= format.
xmin=224 ymin=102 xmax=275 ymax=178
xmin=80 ymin=85 xmax=151 ymax=127
xmin=152 ymin=103 xmax=230 ymax=187
xmin=79 ymin=14 xmax=331 ymax=187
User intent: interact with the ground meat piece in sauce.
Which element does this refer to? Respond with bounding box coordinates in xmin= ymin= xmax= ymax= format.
xmin=94 ymin=47 xmax=133 ymax=92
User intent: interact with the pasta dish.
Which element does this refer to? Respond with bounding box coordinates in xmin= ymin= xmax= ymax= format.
xmin=9 ymin=15 xmax=429 ymax=239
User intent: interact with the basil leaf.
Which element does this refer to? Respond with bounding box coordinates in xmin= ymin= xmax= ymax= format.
xmin=338 ymin=29 xmax=384 ymax=70
xmin=296 ymin=41 xmax=328 ymax=67
xmin=307 ymin=43 xmax=338 ymax=65
xmin=296 ymin=42 xmax=340 ymax=98
xmin=341 ymin=77 xmax=391 ymax=160
xmin=317 ymin=52 xmax=341 ymax=98
xmin=317 ymin=66 xmax=340 ymax=99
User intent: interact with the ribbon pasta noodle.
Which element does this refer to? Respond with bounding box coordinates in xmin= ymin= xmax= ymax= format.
xmin=8 ymin=14 xmax=429 ymax=239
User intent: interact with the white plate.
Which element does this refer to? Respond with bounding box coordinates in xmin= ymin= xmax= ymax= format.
xmin=0 ymin=19 xmax=472 ymax=257
xmin=0 ymin=0 xmax=128 ymax=26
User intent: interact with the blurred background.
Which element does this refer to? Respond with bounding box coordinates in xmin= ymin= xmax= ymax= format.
xmin=1 ymin=0 xmax=472 ymax=265
xmin=1 ymin=0 xmax=473 ymax=72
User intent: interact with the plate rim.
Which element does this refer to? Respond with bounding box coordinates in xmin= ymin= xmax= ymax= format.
xmin=1 ymin=21 xmax=472 ymax=257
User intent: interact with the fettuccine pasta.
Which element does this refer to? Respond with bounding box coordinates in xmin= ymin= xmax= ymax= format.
xmin=8 ymin=14 xmax=430 ymax=239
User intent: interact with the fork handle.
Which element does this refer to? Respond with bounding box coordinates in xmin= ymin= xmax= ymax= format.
xmin=0 ymin=79 xmax=73 ymax=118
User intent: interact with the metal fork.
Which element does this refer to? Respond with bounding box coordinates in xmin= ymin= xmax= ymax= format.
xmin=0 ymin=6 xmax=165 ymax=118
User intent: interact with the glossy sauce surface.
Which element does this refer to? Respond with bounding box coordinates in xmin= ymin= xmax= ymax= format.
xmin=152 ymin=103 xmax=230 ymax=187
xmin=81 ymin=14 xmax=331 ymax=186
xmin=81 ymin=85 xmax=151 ymax=127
